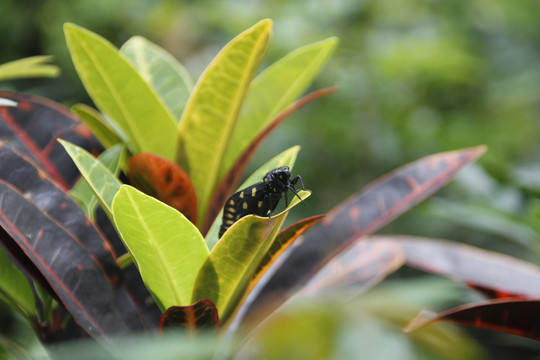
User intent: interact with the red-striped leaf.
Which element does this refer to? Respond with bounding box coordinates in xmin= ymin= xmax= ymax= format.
xmin=202 ymin=88 xmax=337 ymax=234
xmin=159 ymin=299 xmax=220 ymax=333
xmin=127 ymin=153 xmax=197 ymax=224
xmin=376 ymin=235 xmax=540 ymax=298
xmin=248 ymin=146 xmax=486 ymax=316
xmin=0 ymin=91 xmax=102 ymax=189
xmin=0 ymin=145 xmax=120 ymax=284
xmin=0 ymin=180 xmax=131 ymax=338
xmin=405 ymin=299 xmax=540 ymax=341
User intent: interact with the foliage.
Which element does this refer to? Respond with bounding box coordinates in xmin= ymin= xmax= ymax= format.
xmin=0 ymin=17 xmax=539 ymax=360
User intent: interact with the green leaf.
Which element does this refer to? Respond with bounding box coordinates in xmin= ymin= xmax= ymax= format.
xmin=177 ymin=19 xmax=272 ymax=229
xmin=193 ymin=189 xmax=311 ymax=324
xmin=71 ymin=104 xmax=124 ymax=148
xmin=220 ymin=37 xmax=338 ymax=179
xmin=204 ymin=146 xmax=301 ymax=249
xmin=69 ymin=144 xmax=126 ymax=218
xmin=120 ymin=36 xmax=193 ymax=121
xmin=59 ymin=140 xmax=122 ymax=219
xmin=0 ymin=247 xmax=37 ymax=319
xmin=0 ymin=56 xmax=60 ymax=81
xmin=112 ymin=185 xmax=209 ymax=310
xmin=64 ymin=23 xmax=178 ymax=160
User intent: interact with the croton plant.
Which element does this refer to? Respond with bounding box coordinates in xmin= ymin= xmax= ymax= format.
xmin=0 ymin=19 xmax=539 ymax=359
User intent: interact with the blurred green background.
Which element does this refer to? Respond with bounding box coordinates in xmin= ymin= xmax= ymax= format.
xmin=3 ymin=0 xmax=540 ymax=358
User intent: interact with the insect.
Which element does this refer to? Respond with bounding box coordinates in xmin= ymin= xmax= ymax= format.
xmin=219 ymin=166 xmax=307 ymax=238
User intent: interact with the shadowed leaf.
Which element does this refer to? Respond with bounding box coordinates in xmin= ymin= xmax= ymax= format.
xmin=247 ymin=146 xmax=487 ymax=319
xmin=405 ymin=299 xmax=540 ymax=341
xmin=0 ymin=91 xmax=102 ymax=189
xmin=159 ymin=299 xmax=220 ymax=333
xmin=127 ymin=153 xmax=197 ymax=224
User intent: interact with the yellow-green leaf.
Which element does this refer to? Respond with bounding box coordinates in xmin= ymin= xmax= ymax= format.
xmin=113 ymin=185 xmax=209 ymax=310
xmin=120 ymin=36 xmax=193 ymax=121
xmin=205 ymin=146 xmax=301 ymax=249
xmin=192 ymin=190 xmax=310 ymax=324
xmin=177 ymin=19 xmax=272 ymax=229
xmin=64 ymin=23 xmax=177 ymax=160
xmin=0 ymin=247 xmax=37 ymax=319
xmin=71 ymin=104 xmax=124 ymax=148
xmin=0 ymin=56 xmax=60 ymax=81
xmin=220 ymin=37 xmax=338 ymax=180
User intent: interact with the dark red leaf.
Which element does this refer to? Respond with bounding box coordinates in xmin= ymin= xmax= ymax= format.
xmin=298 ymin=238 xmax=404 ymax=297
xmin=247 ymin=146 xmax=486 ymax=317
xmin=159 ymin=299 xmax=220 ymax=333
xmin=0 ymin=91 xmax=102 ymax=189
xmin=128 ymin=153 xmax=197 ymax=224
xmin=405 ymin=299 xmax=540 ymax=341
xmin=0 ymin=144 xmax=120 ymax=284
xmin=376 ymin=235 xmax=540 ymax=298
xmin=0 ymin=180 xmax=132 ymax=338
xmin=202 ymin=88 xmax=337 ymax=234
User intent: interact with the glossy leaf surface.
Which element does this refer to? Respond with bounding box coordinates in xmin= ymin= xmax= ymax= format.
xmin=127 ymin=153 xmax=197 ymax=224
xmin=249 ymin=146 xmax=487 ymax=316
xmin=112 ymin=186 xmax=209 ymax=310
xmin=177 ymin=19 xmax=271 ymax=229
xmin=0 ymin=91 xmax=102 ymax=189
xmin=221 ymin=37 xmax=338 ymax=180
xmin=0 ymin=180 xmax=131 ymax=338
xmin=193 ymin=190 xmax=310 ymax=324
xmin=121 ymin=36 xmax=193 ymax=121
xmin=64 ymin=24 xmax=178 ymax=160
xmin=159 ymin=299 xmax=220 ymax=333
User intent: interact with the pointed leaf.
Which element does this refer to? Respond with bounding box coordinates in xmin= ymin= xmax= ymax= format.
xmin=64 ymin=23 xmax=178 ymax=160
xmin=60 ymin=140 xmax=123 ymax=220
xmin=177 ymin=19 xmax=272 ymax=229
xmin=249 ymin=146 xmax=487 ymax=315
xmin=193 ymin=190 xmax=310 ymax=324
xmin=127 ymin=153 xmax=197 ymax=224
xmin=0 ymin=180 xmax=131 ymax=338
xmin=204 ymin=146 xmax=301 ymax=248
xmin=0 ymin=246 xmax=37 ymax=319
xmin=376 ymin=235 xmax=540 ymax=298
xmin=159 ymin=299 xmax=220 ymax=333
xmin=0 ymin=56 xmax=60 ymax=81
xmin=120 ymin=36 xmax=193 ymax=120
xmin=0 ymin=91 xmax=102 ymax=188
xmin=72 ymin=104 xmax=123 ymax=148
xmin=221 ymin=37 xmax=338 ymax=179
xmin=202 ymin=88 xmax=336 ymax=233
xmin=70 ymin=144 xmax=125 ymax=217
xmin=405 ymin=299 xmax=540 ymax=341
xmin=112 ymin=185 xmax=209 ymax=310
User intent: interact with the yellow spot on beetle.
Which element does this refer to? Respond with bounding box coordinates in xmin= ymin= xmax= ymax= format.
xmin=240 ymin=192 xmax=244 ymax=199
xmin=258 ymin=201 xmax=263 ymax=208
xmin=251 ymin=187 xmax=257 ymax=197
xmin=242 ymin=202 xmax=248 ymax=210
